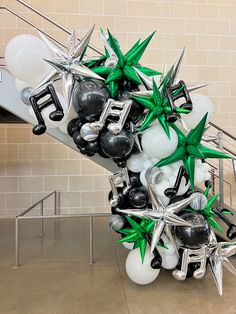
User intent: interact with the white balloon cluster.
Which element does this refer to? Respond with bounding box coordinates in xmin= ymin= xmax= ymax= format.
xmin=125 ymin=235 xmax=178 ymax=285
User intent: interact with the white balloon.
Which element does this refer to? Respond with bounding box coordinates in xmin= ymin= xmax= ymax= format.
xmin=201 ymin=162 xmax=210 ymax=173
xmin=15 ymin=79 xmax=31 ymax=91
xmin=29 ymin=93 xmax=67 ymax=129
xmin=181 ymin=94 xmax=214 ymax=129
xmin=125 ymin=247 xmax=160 ymax=285
xmin=176 ymin=178 xmax=190 ymax=196
xmin=122 ymin=242 xmax=134 ymax=250
xmin=160 ymin=165 xmax=173 ymax=179
xmin=158 ymin=235 xmax=179 ymax=269
xmin=143 ymin=159 xmax=153 ymax=170
xmin=141 ymin=124 xmax=178 ymax=159
xmin=159 ymin=195 xmax=170 ymax=206
xmin=204 ymin=171 xmax=211 ymax=181
xmin=127 ymin=153 xmax=147 ymax=173
xmin=159 ymin=235 xmax=175 ymax=256
xmin=140 ymin=168 xmax=148 ymax=187
xmin=5 ymin=34 xmax=52 ymax=84
xmin=194 ymin=167 xmax=204 ymax=185
xmin=160 ymin=252 xmax=179 ymax=270
xmin=155 ymin=179 xmax=170 ymax=197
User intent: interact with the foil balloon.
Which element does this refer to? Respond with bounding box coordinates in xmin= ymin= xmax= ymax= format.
xmin=156 ymin=113 xmax=232 ymax=190
xmin=34 ymin=26 xmax=104 ymax=108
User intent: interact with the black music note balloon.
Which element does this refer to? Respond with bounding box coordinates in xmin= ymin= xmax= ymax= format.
xmin=165 ymin=80 xmax=193 ymax=123
xmin=164 ymin=166 xmax=189 ymax=198
xmin=29 ymin=84 xmax=64 ymax=135
xmin=213 ymin=207 xmax=236 ymax=240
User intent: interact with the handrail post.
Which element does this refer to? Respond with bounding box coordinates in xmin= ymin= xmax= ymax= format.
xmin=15 ymin=217 xmax=20 ymax=267
xmin=89 ymin=216 xmax=94 ymax=266
xmin=40 ymin=201 xmax=44 ymax=237
xmin=218 ymin=131 xmax=224 ymax=207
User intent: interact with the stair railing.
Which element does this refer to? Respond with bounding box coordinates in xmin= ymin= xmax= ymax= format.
xmin=0 ymin=0 xmax=235 ymax=208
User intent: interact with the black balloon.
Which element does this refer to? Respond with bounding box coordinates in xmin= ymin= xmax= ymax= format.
xmin=100 ymin=129 xmax=134 ymax=159
xmin=67 ymin=118 xmax=81 ymax=137
xmin=117 ymin=89 xmax=144 ymax=123
xmin=73 ymin=130 xmax=86 ymax=148
xmin=72 ymin=79 xmax=110 ymax=119
xmin=86 ymin=140 xmax=100 ymax=154
xmin=115 ymin=159 xmax=127 ymax=168
xmin=128 ymin=187 xmax=149 ymax=209
xmin=129 ymin=171 xmax=142 ymax=187
xmin=175 ymin=212 xmax=210 ymax=248
xmin=108 ymin=188 xmax=127 ymax=209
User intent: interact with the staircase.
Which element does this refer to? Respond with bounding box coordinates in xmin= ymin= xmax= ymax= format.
xmin=0 ymin=0 xmax=236 ymax=215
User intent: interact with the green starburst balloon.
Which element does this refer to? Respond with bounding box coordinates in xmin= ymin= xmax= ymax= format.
xmin=132 ymin=79 xmax=190 ymax=136
xmin=90 ymin=30 xmax=161 ymax=97
xmin=117 ymin=216 xmax=155 ymax=263
xmin=188 ymin=187 xmax=223 ymax=232
xmin=156 ymin=113 xmax=232 ymax=190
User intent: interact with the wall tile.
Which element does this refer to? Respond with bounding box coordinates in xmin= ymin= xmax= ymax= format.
xmin=44 ymin=144 xmax=68 ymax=160
xmin=0 ymin=144 xmax=17 ymax=160
xmin=44 ymin=176 xmax=68 ymax=192
xmin=18 ymin=144 xmax=43 ymax=160
xmin=0 ymin=177 xmax=18 ymax=193
xmin=32 ymin=160 xmax=56 ymax=175
xmin=69 ymin=176 xmax=93 ymax=191
xmin=19 ymin=177 xmax=43 ymax=192
xmin=56 ymin=160 xmax=80 ymax=175
xmin=6 ymin=160 xmax=31 ymax=176
xmin=6 ymin=128 xmax=30 ymax=143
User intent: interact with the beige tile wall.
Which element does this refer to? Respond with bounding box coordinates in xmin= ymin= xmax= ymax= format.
xmin=0 ymin=0 xmax=236 ymax=217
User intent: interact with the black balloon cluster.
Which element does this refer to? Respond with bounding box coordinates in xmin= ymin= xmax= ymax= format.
xmin=68 ymin=79 xmax=144 ymax=167
xmin=109 ymin=171 xmax=149 ymax=215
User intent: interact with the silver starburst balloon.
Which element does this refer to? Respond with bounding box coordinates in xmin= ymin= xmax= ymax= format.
xmin=207 ymin=230 xmax=236 ymax=295
xmin=132 ymin=48 xmax=207 ymax=97
xmin=118 ymin=171 xmax=196 ymax=255
xmin=34 ymin=25 xmax=104 ymax=108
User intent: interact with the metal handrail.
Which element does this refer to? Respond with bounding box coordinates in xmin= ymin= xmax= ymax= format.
xmin=15 ymin=190 xmax=111 ymax=267
xmin=0 ymin=5 xmax=67 ymax=49
xmin=210 ymin=122 xmax=236 ymax=142
xmin=15 ymin=0 xmax=103 ymax=56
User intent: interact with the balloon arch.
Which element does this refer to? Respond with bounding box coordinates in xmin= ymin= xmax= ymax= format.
xmin=5 ymin=26 xmax=236 ymax=295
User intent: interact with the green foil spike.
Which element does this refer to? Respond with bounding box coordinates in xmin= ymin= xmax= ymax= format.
xmin=156 ymin=113 xmax=232 ymax=190
xmin=117 ymin=216 xmax=155 ymax=263
xmin=88 ymin=30 xmax=161 ymax=97
xmin=132 ymin=80 xmax=190 ymax=136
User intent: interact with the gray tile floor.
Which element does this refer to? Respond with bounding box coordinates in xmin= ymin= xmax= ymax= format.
xmin=0 ymin=218 xmax=236 ymax=314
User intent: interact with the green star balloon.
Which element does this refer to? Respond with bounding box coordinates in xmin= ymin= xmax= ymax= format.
xmin=132 ymin=79 xmax=190 ymax=136
xmin=117 ymin=216 xmax=155 ymax=263
xmin=90 ymin=30 xmax=161 ymax=97
xmin=156 ymin=113 xmax=232 ymax=190
xmin=187 ymin=187 xmax=223 ymax=232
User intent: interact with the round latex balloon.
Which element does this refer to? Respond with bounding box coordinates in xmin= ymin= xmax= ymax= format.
xmin=181 ymin=94 xmax=214 ymax=129
xmin=15 ymin=79 xmax=31 ymax=91
xmin=160 ymin=252 xmax=179 ymax=270
xmin=141 ymin=124 xmax=178 ymax=159
xmin=5 ymin=34 xmax=52 ymax=84
xmin=122 ymin=242 xmax=134 ymax=250
xmin=125 ymin=247 xmax=160 ymax=285
xmin=127 ymin=152 xmax=148 ymax=173
xmin=155 ymin=179 xmax=171 ymax=197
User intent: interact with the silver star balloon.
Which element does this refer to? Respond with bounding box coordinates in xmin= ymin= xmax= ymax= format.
xmin=207 ymin=230 xmax=236 ymax=295
xmin=118 ymin=170 xmax=196 ymax=255
xmin=132 ymin=48 xmax=207 ymax=97
xmin=34 ymin=25 xmax=104 ymax=108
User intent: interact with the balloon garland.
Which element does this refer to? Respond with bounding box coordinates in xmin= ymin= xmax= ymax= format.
xmin=5 ymin=26 xmax=236 ymax=295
